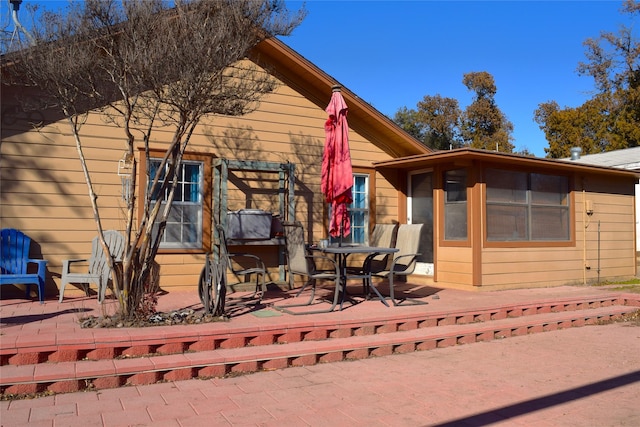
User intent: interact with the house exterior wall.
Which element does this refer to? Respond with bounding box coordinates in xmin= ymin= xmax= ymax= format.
xmin=434 ymin=246 xmax=473 ymax=289
xmin=479 ymin=174 xmax=635 ymax=290
xmin=567 ymin=146 xmax=640 ymax=252
xmin=1 ymin=75 xmax=397 ymax=296
xmin=421 ymin=159 xmax=637 ymax=291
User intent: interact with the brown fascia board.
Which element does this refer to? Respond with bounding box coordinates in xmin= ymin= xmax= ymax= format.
xmin=374 ymin=147 xmax=640 ymax=180
xmin=251 ymin=37 xmax=431 ymax=159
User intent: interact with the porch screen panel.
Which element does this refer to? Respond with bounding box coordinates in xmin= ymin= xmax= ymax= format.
xmin=486 ymin=170 xmax=527 ymax=241
xmin=486 ymin=169 xmax=569 ymax=242
xmin=444 ymin=169 xmax=468 ymax=240
xmin=530 ymin=173 xmax=569 ymax=240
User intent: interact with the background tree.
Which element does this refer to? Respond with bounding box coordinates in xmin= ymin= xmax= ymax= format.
xmin=392 ymin=95 xmax=463 ymax=151
xmin=393 ymin=107 xmax=423 ymax=141
xmin=535 ymin=0 xmax=640 ymax=158
xmin=460 ymin=71 xmax=515 ymax=152
xmin=393 ymin=71 xmax=513 ymax=152
xmin=3 ymin=0 xmax=304 ymax=319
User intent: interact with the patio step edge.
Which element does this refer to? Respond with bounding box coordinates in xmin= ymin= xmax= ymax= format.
xmin=2 ymin=294 xmax=638 ymax=366
xmin=0 ymin=304 xmax=636 ymax=396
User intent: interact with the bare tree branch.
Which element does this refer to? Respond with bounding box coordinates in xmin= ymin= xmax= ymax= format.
xmin=3 ymin=0 xmax=305 ymax=318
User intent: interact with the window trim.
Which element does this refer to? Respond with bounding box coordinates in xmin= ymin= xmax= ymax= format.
xmin=483 ymin=167 xmax=574 ymax=248
xmin=138 ymin=149 xmax=212 ymax=254
xmin=324 ymin=167 xmax=375 ymax=245
xmin=348 ymin=172 xmax=370 ymax=245
xmin=438 ymin=167 xmax=471 ymax=248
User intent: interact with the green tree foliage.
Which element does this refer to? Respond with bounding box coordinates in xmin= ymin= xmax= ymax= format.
xmin=393 ymin=96 xmax=462 ymax=151
xmin=460 ymin=71 xmax=515 ymax=152
xmin=393 ymin=72 xmax=514 ymax=152
xmin=393 ymin=107 xmax=423 ymax=141
xmin=535 ymin=0 xmax=640 ymax=158
xmin=417 ymin=95 xmax=463 ymax=150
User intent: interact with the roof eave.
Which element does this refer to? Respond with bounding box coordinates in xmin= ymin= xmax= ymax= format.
xmin=251 ymin=37 xmax=431 ymax=158
xmin=373 ymin=148 xmax=640 ymax=179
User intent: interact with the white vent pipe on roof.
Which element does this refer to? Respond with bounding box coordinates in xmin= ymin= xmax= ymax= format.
xmin=570 ymin=147 xmax=582 ymax=160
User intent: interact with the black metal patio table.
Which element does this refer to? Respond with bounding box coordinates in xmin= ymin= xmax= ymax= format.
xmin=319 ymin=245 xmax=399 ymax=309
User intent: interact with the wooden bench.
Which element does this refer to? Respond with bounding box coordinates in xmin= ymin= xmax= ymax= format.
xmin=0 ymin=228 xmax=47 ymax=303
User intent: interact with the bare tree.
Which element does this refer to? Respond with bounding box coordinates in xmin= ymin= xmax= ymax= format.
xmin=3 ymin=0 xmax=304 ymax=318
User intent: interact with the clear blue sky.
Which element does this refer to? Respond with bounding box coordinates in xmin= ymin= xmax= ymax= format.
xmin=8 ymin=1 xmax=633 ymax=157
xmin=281 ymin=1 xmax=634 ymax=157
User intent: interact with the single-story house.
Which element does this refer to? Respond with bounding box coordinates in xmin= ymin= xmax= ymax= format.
xmin=1 ymin=36 xmax=638 ymax=299
xmin=375 ymin=148 xmax=637 ymax=290
xmin=564 ymin=146 xmax=640 ymax=255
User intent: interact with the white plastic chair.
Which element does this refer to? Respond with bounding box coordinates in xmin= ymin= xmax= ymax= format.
xmin=59 ymin=230 xmax=125 ymax=303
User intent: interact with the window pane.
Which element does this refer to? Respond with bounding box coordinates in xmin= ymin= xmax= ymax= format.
xmin=531 ymin=174 xmax=568 ymax=205
xmin=342 ymin=174 xmax=369 ymax=245
xmin=183 ymin=221 xmax=199 ymax=244
xmin=184 ymin=163 xmax=199 ymax=182
xmin=445 ymin=169 xmax=467 ymax=202
xmin=445 ymin=203 xmax=468 ymax=240
xmin=350 ymin=211 xmax=366 ymax=243
xmin=486 ymin=205 xmax=527 ymax=241
xmin=168 ymin=204 xmax=183 ymax=222
xmin=148 ymin=160 xmax=163 ymax=200
xmin=444 ymin=169 xmax=467 ymax=240
xmin=174 ymin=183 xmax=183 ymax=202
xmin=148 ymin=159 xmax=203 ymax=248
xmin=531 ymin=207 xmax=570 ymax=240
xmin=486 ymin=169 xmax=569 ymax=242
xmin=181 ymin=205 xmax=200 ymax=226
xmin=354 ymin=175 xmax=366 ymax=193
xmin=353 ymin=189 xmax=366 ymax=206
xmin=410 ymin=172 xmax=433 ymax=263
xmin=183 ymin=183 xmax=199 ymax=202
xmin=486 ymin=169 xmax=527 ymax=203
xmin=164 ymin=223 xmax=181 ymax=243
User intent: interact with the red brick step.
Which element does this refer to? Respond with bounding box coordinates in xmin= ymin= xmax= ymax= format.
xmin=2 ymin=294 xmax=636 ymax=367
xmin=1 ymin=303 xmax=635 ymax=395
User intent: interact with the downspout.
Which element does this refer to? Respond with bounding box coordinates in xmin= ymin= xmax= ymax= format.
xmin=597 ymin=220 xmax=601 ymax=284
xmin=573 ymin=148 xmax=587 ymax=286
xmin=582 ymin=179 xmax=587 ymax=285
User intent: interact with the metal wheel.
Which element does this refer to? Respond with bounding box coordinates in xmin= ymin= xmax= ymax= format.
xmin=198 ymin=254 xmax=226 ymax=316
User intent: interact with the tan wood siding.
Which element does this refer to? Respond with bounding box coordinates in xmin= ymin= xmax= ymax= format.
xmin=1 ymin=71 xmax=398 ymax=295
xmin=479 ymin=175 xmax=636 ymax=290
xmin=435 ymin=246 xmax=473 ymax=287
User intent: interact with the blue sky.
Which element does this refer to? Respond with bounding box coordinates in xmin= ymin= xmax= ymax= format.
xmin=7 ymin=1 xmax=633 ymax=157
xmin=282 ymin=1 xmax=634 ymax=156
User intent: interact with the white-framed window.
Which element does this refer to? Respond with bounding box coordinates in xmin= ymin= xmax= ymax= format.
xmin=486 ymin=169 xmax=570 ymax=241
xmin=330 ymin=173 xmax=370 ymax=245
xmin=148 ymin=159 xmax=204 ymax=249
xmin=350 ymin=173 xmax=369 ymax=244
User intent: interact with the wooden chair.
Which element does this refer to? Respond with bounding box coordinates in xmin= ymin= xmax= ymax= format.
xmin=59 ymin=230 xmax=125 ymax=303
xmin=0 ymin=228 xmax=48 ymax=303
xmin=273 ymin=221 xmax=341 ymax=315
xmin=366 ymin=223 xmax=427 ymax=306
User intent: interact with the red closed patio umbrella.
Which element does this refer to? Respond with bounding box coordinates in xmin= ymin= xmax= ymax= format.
xmin=321 ymin=85 xmax=353 ymax=241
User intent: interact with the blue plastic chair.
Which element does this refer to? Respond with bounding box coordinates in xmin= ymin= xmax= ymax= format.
xmin=0 ymin=228 xmax=48 ymax=303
